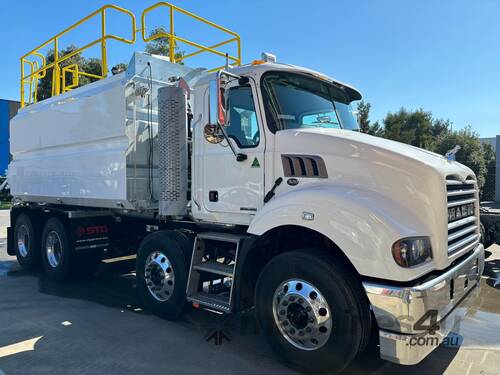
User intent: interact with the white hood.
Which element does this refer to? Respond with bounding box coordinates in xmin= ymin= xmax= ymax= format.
xmin=276 ymin=128 xmax=474 ymax=181
xmin=270 ymin=128 xmax=477 ymax=279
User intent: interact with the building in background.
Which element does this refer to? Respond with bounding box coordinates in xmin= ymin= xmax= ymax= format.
xmin=480 ymin=135 xmax=499 ymax=202
xmin=0 ymin=99 xmax=19 ymax=176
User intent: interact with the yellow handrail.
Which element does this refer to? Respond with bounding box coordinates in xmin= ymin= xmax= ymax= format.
xmin=141 ymin=2 xmax=241 ymax=72
xmin=20 ymin=2 xmax=243 ymax=107
xmin=20 ymin=4 xmax=136 ymax=107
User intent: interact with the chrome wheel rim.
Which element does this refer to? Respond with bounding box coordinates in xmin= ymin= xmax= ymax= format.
xmin=46 ymin=231 xmax=63 ymax=268
xmin=144 ymin=251 xmax=175 ymax=302
xmin=17 ymin=225 xmax=30 ymax=258
xmin=272 ymin=279 xmax=332 ymax=351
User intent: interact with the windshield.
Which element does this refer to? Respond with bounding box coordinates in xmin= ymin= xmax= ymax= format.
xmin=261 ymin=71 xmax=360 ymax=132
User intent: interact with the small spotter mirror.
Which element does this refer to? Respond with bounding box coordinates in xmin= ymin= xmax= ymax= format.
xmin=204 ymin=124 xmax=224 ymax=144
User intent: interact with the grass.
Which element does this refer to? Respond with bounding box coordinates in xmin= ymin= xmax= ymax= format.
xmin=0 ymin=201 xmax=11 ymax=210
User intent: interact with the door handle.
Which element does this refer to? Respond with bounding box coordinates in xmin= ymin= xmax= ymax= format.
xmin=209 ymin=191 xmax=219 ymax=202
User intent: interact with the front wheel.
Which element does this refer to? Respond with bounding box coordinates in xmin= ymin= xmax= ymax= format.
xmin=136 ymin=231 xmax=188 ymax=320
xmin=255 ymin=249 xmax=371 ymax=375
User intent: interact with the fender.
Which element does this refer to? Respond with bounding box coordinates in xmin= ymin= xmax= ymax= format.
xmin=248 ymin=184 xmax=435 ymax=282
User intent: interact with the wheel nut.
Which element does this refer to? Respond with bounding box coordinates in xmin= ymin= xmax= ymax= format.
xmin=279 ymin=310 xmax=286 ymax=315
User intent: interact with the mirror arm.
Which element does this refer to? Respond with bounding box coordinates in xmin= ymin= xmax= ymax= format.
xmin=219 ymin=70 xmax=241 ymax=80
xmin=217 ymin=124 xmax=247 ymax=162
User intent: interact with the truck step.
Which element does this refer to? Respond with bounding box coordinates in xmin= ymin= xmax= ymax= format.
xmin=193 ymin=261 xmax=235 ymax=277
xmin=187 ymin=292 xmax=231 ymax=313
xmin=186 ymin=231 xmax=248 ymax=313
xmin=196 ymin=232 xmax=247 ymax=243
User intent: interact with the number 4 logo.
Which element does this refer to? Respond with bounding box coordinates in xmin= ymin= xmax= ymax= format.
xmin=414 ymin=310 xmax=440 ymax=334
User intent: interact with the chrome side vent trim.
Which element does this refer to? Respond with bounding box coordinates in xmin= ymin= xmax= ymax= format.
xmin=281 ymin=155 xmax=327 ymax=178
xmin=446 ymin=176 xmax=479 ymax=255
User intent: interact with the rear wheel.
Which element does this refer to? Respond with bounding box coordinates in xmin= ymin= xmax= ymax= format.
xmin=14 ymin=213 xmax=40 ymax=270
xmin=41 ymin=217 xmax=103 ymax=280
xmin=41 ymin=218 xmax=72 ymax=280
xmin=136 ymin=231 xmax=188 ymax=320
xmin=255 ymin=249 xmax=371 ymax=375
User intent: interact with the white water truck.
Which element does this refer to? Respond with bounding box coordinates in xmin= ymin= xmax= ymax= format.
xmin=6 ymin=3 xmax=484 ymax=374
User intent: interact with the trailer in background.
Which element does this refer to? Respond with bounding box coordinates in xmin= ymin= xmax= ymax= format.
xmin=479 ymin=135 xmax=499 ymax=247
xmin=481 ymin=201 xmax=500 ymax=247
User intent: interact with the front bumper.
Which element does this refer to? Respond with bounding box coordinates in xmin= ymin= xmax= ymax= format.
xmin=362 ymin=243 xmax=485 ymax=365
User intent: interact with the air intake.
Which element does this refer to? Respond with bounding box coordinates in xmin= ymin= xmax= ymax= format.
xmin=157 ymin=86 xmax=188 ymax=217
xmin=281 ymin=155 xmax=327 ymax=178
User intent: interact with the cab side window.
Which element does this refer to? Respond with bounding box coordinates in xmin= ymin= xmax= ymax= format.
xmin=226 ymin=86 xmax=260 ymax=148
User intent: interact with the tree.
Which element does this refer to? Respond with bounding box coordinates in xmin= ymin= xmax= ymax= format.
xmin=357 ymin=100 xmax=371 ymax=133
xmin=431 ymin=118 xmax=451 ymax=139
xmin=36 ymin=45 xmax=102 ymax=101
xmin=356 ymin=101 xmax=384 ymax=136
xmin=433 ymin=126 xmax=487 ymax=189
xmin=482 ymin=142 xmax=496 ymax=201
xmin=368 ymin=121 xmax=384 ymax=137
xmin=145 ymin=26 xmax=184 ymax=62
xmin=350 ymin=101 xmax=492 ymax=194
xmin=383 ymin=108 xmax=434 ymax=149
xmin=34 ymin=30 xmax=184 ymax=101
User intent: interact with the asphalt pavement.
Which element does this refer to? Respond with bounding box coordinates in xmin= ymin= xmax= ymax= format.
xmin=0 ymin=209 xmax=499 ymax=375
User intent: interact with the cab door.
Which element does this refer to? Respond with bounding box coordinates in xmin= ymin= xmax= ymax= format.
xmin=202 ymin=83 xmax=265 ymax=220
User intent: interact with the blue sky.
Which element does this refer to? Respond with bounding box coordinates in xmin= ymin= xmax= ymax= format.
xmin=1 ymin=0 xmax=499 ymax=137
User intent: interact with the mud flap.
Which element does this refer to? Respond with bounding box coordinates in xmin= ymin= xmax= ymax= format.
xmin=7 ymin=226 xmax=14 ymax=256
xmin=69 ymin=217 xmax=112 ymax=253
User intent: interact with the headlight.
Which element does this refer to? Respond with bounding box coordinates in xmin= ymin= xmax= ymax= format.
xmin=392 ymin=237 xmax=432 ymax=268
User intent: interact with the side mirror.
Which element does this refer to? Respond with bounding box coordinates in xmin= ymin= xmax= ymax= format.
xmin=206 ymin=76 xmax=227 ymax=144
xmin=206 ymin=70 xmax=248 ymax=162
xmin=209 ymin=74 xmax=228 ymax=127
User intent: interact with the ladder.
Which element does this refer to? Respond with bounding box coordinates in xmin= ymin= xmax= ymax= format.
xmin=186 ymin=232 xmax=247 ymax=313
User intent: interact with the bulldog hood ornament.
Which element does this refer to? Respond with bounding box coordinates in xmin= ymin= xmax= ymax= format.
xmin=445 ymin=145 xmax=461 ymax=161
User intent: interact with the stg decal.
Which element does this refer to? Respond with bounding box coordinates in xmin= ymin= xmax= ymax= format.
xmin=75 ymin=225 xmax=109 ymax=237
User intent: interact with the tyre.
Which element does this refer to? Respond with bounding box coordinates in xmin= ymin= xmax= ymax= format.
xmin=136 ymin=231 xmax=188 ymax=320
xmin=41 ymin=217 xmax=73 ymax=280
xmin=255 ymin=249 xmax=371 ymax=375
xmin=41 ymin=217 xmax=103 ymax=280
xmin=480 ymin=222 xmax=493 ymax=249
xmin=14 ymin=213 xmax=40 ymax=270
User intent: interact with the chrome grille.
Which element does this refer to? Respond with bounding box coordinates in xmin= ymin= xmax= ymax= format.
xmin=446 ymin=176 xmax=479 ymax=255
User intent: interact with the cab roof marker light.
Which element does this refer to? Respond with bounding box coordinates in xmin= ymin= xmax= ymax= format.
xmin=261 ymin=52 xmax=277 ymax=63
